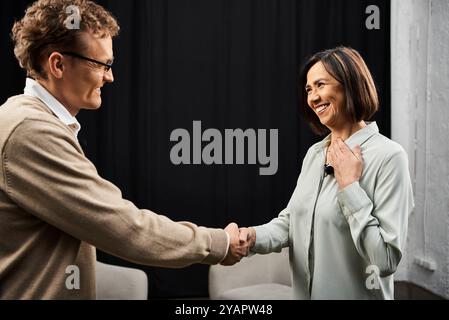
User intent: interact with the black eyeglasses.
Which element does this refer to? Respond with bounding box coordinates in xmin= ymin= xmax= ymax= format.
xmin=60 ymin=51 xmax=114 ymax=72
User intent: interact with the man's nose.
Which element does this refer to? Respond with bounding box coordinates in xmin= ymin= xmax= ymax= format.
xmin=104 ymin=68 xmax=114 ymax=83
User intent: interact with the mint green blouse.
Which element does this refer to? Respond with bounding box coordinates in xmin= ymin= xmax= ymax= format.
xmin=252 ymin=122 xmax=414 ymax=299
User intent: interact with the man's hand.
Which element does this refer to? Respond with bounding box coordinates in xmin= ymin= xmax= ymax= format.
xmin=221 ymin=223 xmax=249 ymax=266
xmin=328 ymin=139 xmax=363 ymax=189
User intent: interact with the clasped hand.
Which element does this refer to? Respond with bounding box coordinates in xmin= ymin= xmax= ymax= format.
xmin=220 ymin=223 xmax=256 ymax=266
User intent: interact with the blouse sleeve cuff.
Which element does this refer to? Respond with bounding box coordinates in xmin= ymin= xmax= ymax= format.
xmin=337 ymin=181 xmax=372 ymax=218
xmin=251 ymin=225 xmax=270 ymax=254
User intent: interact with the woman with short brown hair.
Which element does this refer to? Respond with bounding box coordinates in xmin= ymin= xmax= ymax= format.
xmin=240 ymin=47 xmax=414 ymax=300
xmin=299 ymin=47 xmax=379 ymax=136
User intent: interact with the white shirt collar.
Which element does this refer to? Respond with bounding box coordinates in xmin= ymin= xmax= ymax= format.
xmin=23 ymin=78 xmax=81 ymax=137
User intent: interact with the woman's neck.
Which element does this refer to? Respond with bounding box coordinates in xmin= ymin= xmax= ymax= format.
xmin=330 ymin=121 xmax=367 ymax=144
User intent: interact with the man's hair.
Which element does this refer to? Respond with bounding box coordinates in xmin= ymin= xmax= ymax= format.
xmin=11 ymin=0 xmax=120 ymax=79
xmin=298 ymin=47 xmax=379 ymax=135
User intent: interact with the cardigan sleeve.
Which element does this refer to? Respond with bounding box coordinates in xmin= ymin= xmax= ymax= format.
xmin=3 ymin=118 xmax=228 ymax=267
xmin=337 ymin=148 xmax=414 ymax=276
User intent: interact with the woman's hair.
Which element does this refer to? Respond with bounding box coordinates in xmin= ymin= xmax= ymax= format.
xmin=298 ymin=47 xmax=379 ymax=135
xmin=11 ymin=0 xmax=120 ymax=79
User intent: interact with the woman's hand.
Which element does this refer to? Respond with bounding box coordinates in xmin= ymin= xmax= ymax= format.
xmin=328 ymin=139 xmax=363 ymax=189
xmin=238 ymin=227 xmax=256 ymax=253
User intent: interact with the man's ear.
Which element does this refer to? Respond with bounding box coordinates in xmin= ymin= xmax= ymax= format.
xmin=47 ymin=52 xmax=65 ymax=79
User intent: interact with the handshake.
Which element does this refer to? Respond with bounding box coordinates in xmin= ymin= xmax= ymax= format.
xmin=221 ymin=223 xmax=257 ymax=266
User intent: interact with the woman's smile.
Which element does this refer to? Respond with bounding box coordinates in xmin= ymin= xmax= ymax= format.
xmin=314 ymin=102 xmax=331 ymax=115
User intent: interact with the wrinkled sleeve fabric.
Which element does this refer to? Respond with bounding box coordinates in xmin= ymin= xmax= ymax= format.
xmin=252 ymin=207 xmax=291 ymax=254
xmin=250 ymin=150 xmax=312 ymax=255
xmin=251 ymin=148 xmax=312 ymax=254
xmin=3 ymin=119 xmax=228 ymax=267
xmin=337 ymin=149 xmax=414 ymax=276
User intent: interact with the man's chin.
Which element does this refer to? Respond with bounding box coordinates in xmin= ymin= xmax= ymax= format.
xmin=83 ymin=99 xmax=102 ymax=111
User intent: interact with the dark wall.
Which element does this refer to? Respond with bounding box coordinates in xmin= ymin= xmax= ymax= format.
xmin=0 ymin=0 xmax=390 ymax=298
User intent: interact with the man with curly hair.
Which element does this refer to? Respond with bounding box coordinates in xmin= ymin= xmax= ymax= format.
xmin=0 ymin=0 xmax=246 ymax=299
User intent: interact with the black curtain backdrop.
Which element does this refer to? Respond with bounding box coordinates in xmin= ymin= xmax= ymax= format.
xmin=0 ymin=0 xmax=390 ymax=298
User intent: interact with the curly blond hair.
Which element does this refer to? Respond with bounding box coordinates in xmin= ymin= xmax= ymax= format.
xmin=11 ymin=0 xmax=120 ymax=79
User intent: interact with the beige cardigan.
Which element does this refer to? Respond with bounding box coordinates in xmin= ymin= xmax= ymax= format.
xmin=0 ymin=95 xmax=228 ymax=299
